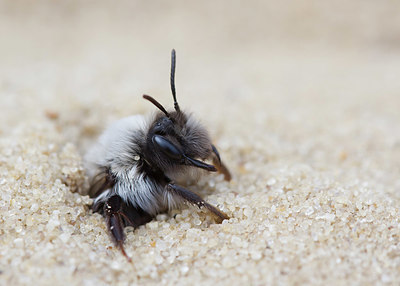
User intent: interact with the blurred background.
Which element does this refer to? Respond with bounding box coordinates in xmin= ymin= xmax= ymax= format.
xmin=0 ymin=0 xmax=399 ymax=150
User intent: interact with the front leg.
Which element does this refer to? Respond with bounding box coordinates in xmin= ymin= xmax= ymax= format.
xmin=165 ymin=183 xmax=229 ymax=223
xmin=104 ymin=195 xmax=132 ymax=262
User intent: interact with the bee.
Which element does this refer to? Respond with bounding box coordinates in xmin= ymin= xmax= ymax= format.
xmin=86 ymin=50 xmax=231 ymax=260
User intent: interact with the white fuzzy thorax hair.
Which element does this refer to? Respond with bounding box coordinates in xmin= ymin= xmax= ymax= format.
xmin=85 ymin=114 xmax=204 ymax=215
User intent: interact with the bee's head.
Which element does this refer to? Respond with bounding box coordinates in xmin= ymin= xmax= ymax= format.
xmin=142 ymin=49 xmax=216 ymax=174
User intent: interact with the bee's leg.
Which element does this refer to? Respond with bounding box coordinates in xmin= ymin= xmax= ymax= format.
xmin=211 ymin=144 xmax=231 ymax=181
xmin=89 ymin=168 xmax=115 ymax=198
xmin=104 ymin=195 xmax=132 ymax=262
xmin=92 ymin=197 xmax=105 ymax=214
xmin=121 ymin=203 xmax=154 ymax=228
xmin=165 ymin=183 xmax=229 ymax=223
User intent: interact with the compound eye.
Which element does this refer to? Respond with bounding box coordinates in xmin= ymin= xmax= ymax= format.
xmin=152 ymin=135 xmax=182 ymax=160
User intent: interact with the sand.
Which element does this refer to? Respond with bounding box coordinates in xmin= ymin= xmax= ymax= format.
xmin=1 ymin=1 xmax=400 ymax=285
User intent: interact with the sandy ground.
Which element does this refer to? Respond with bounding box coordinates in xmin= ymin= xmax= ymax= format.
xmin=1 ymin=1 xmax=400 ymax=285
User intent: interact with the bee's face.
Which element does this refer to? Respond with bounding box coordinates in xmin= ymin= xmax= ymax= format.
xmin=145 ymin=111 xmax=215 ymax=173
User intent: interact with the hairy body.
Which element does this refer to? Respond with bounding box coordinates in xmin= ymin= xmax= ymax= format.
xmin=86 ymin=114 xmax=207 ymax=215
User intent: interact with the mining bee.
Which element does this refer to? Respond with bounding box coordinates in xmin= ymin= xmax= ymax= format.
xmin=86 ymin=50 xmax=231 ymax=260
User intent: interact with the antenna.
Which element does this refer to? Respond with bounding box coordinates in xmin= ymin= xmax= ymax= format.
xmin=142 ymin=94 xmax=170 ymax=117
xmin=170 ymin=49 xmax=180 ymax=112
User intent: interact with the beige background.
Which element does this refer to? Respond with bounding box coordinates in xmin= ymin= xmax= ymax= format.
xmin=1 ymin=1 xmax=400 ymax=285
